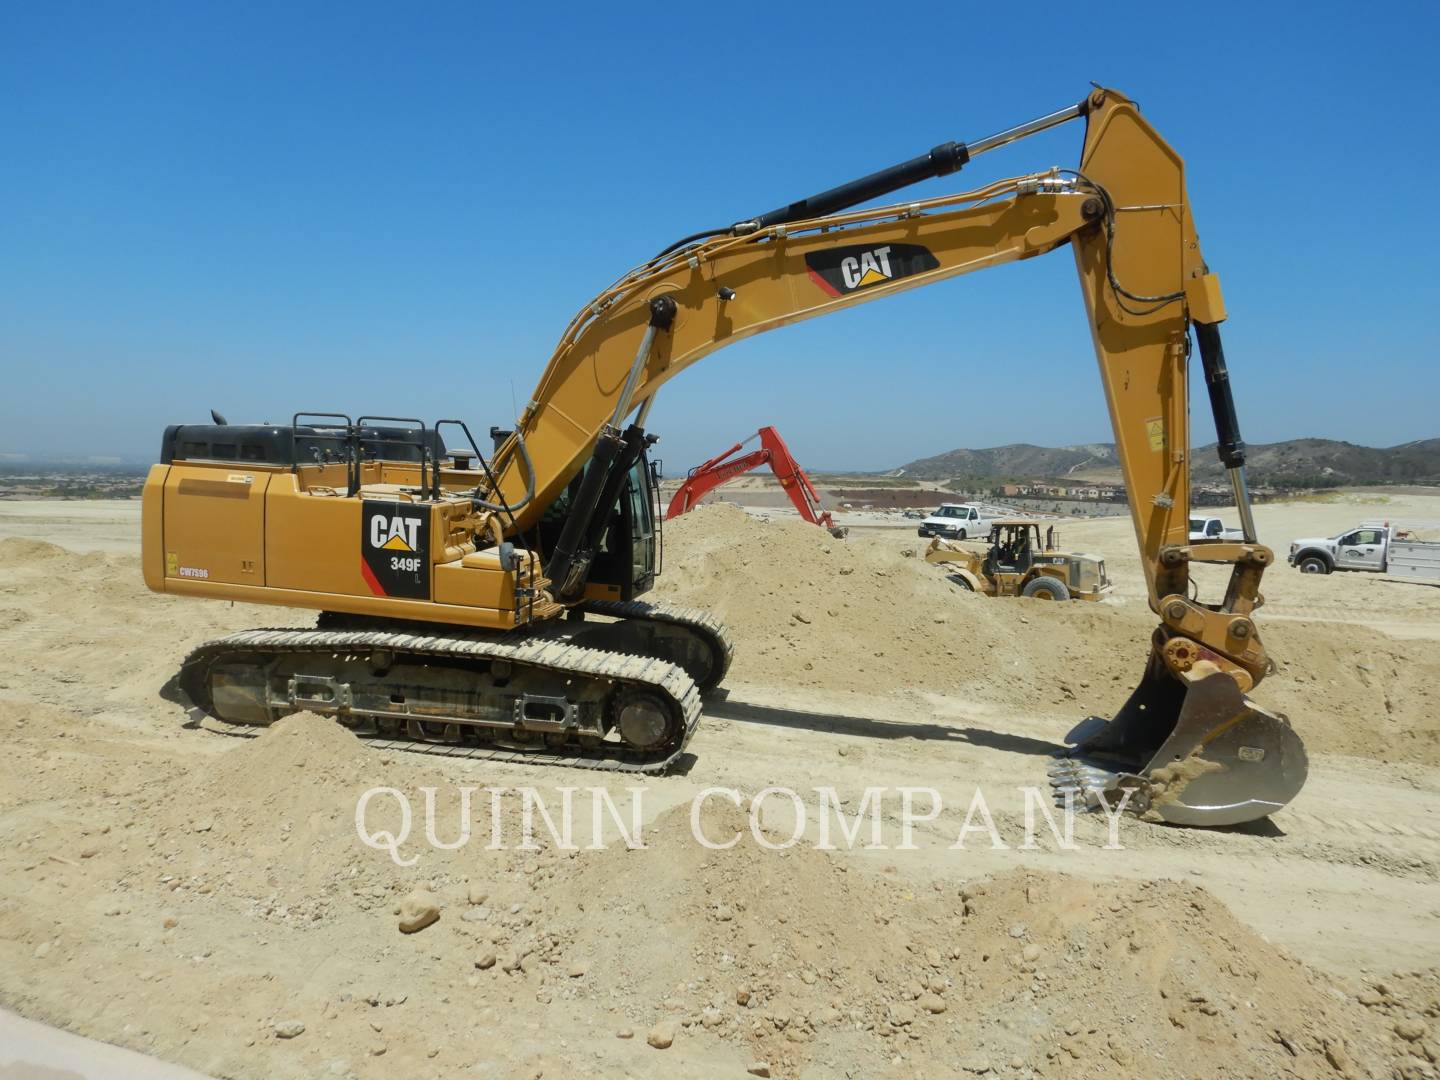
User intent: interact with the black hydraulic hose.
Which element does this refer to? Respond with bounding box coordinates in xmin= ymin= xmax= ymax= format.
xmin=650 ymin=227 xmax=731 ymax=263
xmin=471 ymin=429 xmax=537 ymax=514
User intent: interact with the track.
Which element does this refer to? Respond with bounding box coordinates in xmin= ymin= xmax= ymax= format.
xmin=177 ymin=625 xmax=704 ymax=774
xmin=579 ymin=598 xmax=735 ymax=691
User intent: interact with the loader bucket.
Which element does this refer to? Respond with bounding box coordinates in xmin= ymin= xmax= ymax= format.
xmin=1049 ymin=644 xmax=1308 ymax=827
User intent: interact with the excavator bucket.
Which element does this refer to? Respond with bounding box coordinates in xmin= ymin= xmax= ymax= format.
xmin=1049 ymin=644 xmax=1308 ymax=827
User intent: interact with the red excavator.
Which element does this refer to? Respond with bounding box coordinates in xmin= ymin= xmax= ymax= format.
xmin=666 ymin=426 xmax=847 ymax=537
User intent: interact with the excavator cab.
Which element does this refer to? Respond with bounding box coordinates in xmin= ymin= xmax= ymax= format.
xmin=581 ymin=453 xmax=659 ymax=601
xmin=537 ymin=444 xmax=660 ymax=603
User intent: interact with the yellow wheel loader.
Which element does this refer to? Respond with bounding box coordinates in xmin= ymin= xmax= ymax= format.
xmin=926 ymin=520 xmax=1111 ymax=601
xmin=143 ymin=88 xmax=1307 ymax=825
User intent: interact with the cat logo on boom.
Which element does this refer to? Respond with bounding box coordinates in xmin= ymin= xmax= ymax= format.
xmin=805 ymin=242 xmax=940 ymax=298
xmin=843 ymin=246 xmax=894 ymax=289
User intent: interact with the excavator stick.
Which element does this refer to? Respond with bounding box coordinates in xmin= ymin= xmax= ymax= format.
xmin=1050 ymin=633 xmax=1308 ymax=827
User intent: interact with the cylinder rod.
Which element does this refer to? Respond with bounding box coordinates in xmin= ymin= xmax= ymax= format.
xmin=1229 ymin=465 xmax=1259 ymax=546
xmin=611 ymin=324 xmax=657 ymax=428
xmin=966 ymin=102 xmax=1086 ymax=158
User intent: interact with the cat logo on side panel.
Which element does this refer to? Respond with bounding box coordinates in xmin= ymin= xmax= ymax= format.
xmin=360 ymin=502 xmax=430 ymax=599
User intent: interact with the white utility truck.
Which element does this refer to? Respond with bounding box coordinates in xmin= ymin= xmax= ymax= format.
xmin=1288 ymin=521 xmax=1440 ymax=582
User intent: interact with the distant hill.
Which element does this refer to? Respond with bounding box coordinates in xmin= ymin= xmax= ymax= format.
xmin=1190 ymin=438 xmax=1440 ymax=487
xmin=897 ymin=438 xmax=1440 ymax=488
xmin=896 ymin=443 xmax=1117 ymax=482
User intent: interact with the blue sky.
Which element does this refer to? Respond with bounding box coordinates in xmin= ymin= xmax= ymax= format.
xmin=2 ymin=1 xmax=1437 ymax=469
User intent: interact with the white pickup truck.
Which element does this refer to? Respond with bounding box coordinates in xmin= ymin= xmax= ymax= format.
xmin=917 ymin=503 xmax=995 ymax=540
xmin=1288 ymin=522 xmax=1440 ymax=581
xmin=1189 ymin=516 xmax=1243 ymax=542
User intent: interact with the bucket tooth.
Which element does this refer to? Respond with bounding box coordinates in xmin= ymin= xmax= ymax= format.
xmin=1046 ymin=755 xmax=1125 ymax=811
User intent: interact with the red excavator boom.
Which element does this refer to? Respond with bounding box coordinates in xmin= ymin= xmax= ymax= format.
xmin=666 ymin=426 xmax=845 ymax=536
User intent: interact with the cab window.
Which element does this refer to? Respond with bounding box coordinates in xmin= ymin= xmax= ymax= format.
xmin=1351 ymin=529 xmax=1382 ymax=545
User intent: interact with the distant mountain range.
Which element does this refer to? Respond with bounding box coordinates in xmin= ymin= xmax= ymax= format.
xmin=894 ymin=443 xmax=1119 ymax=482
xmin=895 ymin=438 xmax=1440 ymax=488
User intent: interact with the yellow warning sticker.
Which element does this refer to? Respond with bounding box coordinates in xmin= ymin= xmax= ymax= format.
xmin=165 ymin=551 xmax=179 ymax=575
xmin=1145 ymin=418 xmax=1165 ymax=452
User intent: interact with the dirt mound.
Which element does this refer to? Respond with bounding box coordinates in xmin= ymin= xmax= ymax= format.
xmin=0 ymin=541 xmax=310 ymax=728
xmin=0 ymin=537 xmax=71 ymax=562
xmin=1262 ymin=620 xmax=1440 ymax=765
xmin=532 ymin=801 xmax=1423 ymax=1078
xmin=148 ymin=716 xmax=513 ymax=920
xmin=182 ymin=713 xmax=374 ymax=806
xmin=656 ymin=504 xmax=1440 ymax=767
xmin=656 ymin=504 xmax=1139 ymax=703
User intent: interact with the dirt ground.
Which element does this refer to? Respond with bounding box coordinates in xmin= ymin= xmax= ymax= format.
xmin=1 ymin=494 xmax=1438 ymax=1079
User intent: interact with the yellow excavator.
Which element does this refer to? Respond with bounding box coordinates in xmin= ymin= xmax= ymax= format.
xmin=143 ymin=87 xmax=1307 ymax=825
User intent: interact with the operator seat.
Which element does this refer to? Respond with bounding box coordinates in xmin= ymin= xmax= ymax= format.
xmin=992 ymin=538 xmax=1018 ymax=573
xmin=1013 ymin=534 xmax=1034 ymax=573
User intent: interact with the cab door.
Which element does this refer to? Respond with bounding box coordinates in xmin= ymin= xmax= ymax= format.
xmin=1335 ymin=528 xmax=1385 ymax=571
xmin=627 ymin=457 xmax=657 ymax=595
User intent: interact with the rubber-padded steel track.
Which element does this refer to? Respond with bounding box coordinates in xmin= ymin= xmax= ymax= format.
xmin=177 ymin=627 xmax=702 ymax=774
xmin=580 ymin=598 xmax=735 ymax=692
